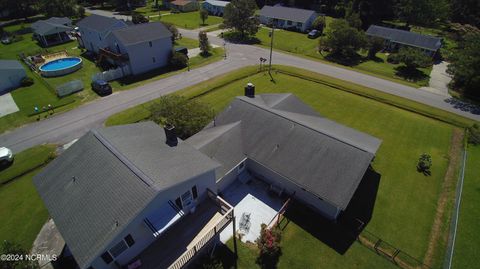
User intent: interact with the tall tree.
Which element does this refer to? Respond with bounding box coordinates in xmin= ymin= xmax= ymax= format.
xmin=395 ymin=0 xmax=449 ymax=27
xmin=223 ymin=0 xmax=259 ymax=37
xmin=450 ymin=0 xmax=480 ymax=28
xmin=41 ymin=0 xmax=78 ymax=17
xmin=199 ymin=31 xmax=210 ymax=56
xmin=447 ymin=33 xmax=480 ymax=99
xmin=319 ymin=19 xmax=367 ymax=59
xmin=199 ymin=9 xmax=208 ymax=25
xmin=0 ymin=0 xmax=38 ymax=19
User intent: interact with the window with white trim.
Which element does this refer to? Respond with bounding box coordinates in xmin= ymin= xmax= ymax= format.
xmin=110 ymin=240 xmax=128 ymax=258
xmin=181 ymin=190 xmax=193 ymax=207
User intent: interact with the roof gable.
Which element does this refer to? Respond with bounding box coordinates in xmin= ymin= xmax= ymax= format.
xmin=110 ymin=22 xmax=172 ymax=46
xmin=260 ymin=5 xmax=317 ymax=23
xmin=366 ymin=25 xmax=442 ymax=51
xmin=187 ymin=94 xmax=382 ymax=209
xmin=77 ymin=14 xmax=128 ymax=33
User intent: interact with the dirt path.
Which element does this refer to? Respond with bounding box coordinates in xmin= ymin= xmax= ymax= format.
xmin=423 ymin=128 xmax=464 ymax=267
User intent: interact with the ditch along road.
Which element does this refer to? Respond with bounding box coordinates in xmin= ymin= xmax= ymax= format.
xmin=1 ymin=25 xmax=480 ymax=153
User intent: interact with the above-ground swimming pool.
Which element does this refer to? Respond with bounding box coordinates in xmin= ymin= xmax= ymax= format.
xmin=39 ymin=57 xmax=83 ymax=77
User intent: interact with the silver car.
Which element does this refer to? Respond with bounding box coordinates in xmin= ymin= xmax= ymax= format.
xmin=0 ymin=147 xmax=14 ymax=164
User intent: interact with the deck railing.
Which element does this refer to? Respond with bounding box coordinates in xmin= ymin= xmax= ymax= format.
xmin=168 ymin=189 xmax=234 ymax=269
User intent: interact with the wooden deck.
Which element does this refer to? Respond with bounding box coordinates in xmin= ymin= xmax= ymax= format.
xmin=131 ymin=192 xmax=234 ymax=269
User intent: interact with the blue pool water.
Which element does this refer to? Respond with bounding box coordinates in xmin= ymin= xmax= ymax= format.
xmin=40 ymin=57 xmax=81 ymax=71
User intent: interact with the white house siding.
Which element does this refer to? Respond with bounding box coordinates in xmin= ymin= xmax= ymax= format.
xmin=88 ymin=169 xmax=217 ymax=269
xmin=202 ymin=3 xmax=225 ymax=16
xmin=216 ymin=160 xmax=247 ymax=192
xmin=0 ymin=68 xmax=26 ymax=93
xmin=246 ymin=159 xmax=340 ymax=220
xmin=122 ymin=37 xmax=172 ymax=75
xmin=79 ymin=21 xmax=127 ymax=53
xmin=259 ymin=13 xmax=318 ymax=32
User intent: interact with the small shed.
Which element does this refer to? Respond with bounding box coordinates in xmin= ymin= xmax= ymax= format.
xmin=0 ymin=60 xmax=26 ymax=93
xmin=31 ymin=17 xmax=73 ymax=47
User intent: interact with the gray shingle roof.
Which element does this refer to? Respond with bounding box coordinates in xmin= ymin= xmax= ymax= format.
xmin=31 ymin=21 xmax=72 ymax=35
xmin=76 ymin=14 xmax=127 ymax=32
xmin=260 ymin=5 xmax=316 ymax=23
xmin=33 ymin=122 xmax=218 ymax=269
xmin=366 ymin=25 xmax=442 ymax=51
xmin=187 ymin=94 xmax=382 ymax=210
xmin=110 ymin=22 xmax=172 ymax=46
xmin=0 ymin=60 xmax=24 ymax=70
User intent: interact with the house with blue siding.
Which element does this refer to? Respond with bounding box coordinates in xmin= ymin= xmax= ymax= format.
xmin=76 ymin=14 xmax=129 ymax=53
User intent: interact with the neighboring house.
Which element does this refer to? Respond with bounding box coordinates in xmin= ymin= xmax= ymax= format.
xmin=169 ymin=0 xmax=199 ymax=12
xmin=104 ymin=22 xmax=173 ymax=75
xmin=34 ymin=89 xmax=381 ymax=269
xmin=259 ymin=5 xmax=318 ymax=32
xmin=31 ymin=17 xmax=73 ymax=47
xmin=0 ymin=60 xmax=26 ymax=93
xmin=366 ymin=25 xmax=443 ymax=57
xmin=76 ymin=14 xmax=128 ymax=53
xmin=202 ymin=0 xmax=230 ymax=16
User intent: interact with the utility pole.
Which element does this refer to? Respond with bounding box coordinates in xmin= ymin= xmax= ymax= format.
xmin=268 ymin=20 xmax=275 ymax=76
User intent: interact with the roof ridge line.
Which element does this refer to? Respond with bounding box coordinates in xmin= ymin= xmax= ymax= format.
xmin=92 ymin=129 xmax=156 ymax=187
xmin=237 ymin=97 xmax=372 ymax=154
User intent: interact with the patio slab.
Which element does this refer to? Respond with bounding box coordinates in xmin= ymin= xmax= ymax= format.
xmin=220 ymin=179 xmax=285 ymax=243
xmin=0 ymin=93 xmax=19 ymax=118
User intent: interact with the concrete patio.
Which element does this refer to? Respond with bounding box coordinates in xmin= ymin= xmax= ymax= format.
xmin=220 ymin=178 xmax=286 ymax=243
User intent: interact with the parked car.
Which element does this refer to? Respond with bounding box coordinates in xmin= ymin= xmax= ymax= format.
xmin=1 ymin=36 xmax=11 ymax=44
xmin=91 ymin=80 xmax=112 ymax=96
xmin=0 ymin=147 xmax=14 ymax=164
xmin=307 ymin=29 xmax=321 ymax=39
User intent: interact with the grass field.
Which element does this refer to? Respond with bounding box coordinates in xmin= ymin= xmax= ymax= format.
xmin=0 ymin=145 xmax=55 ymax=249
xmin=451 ymin=145 xmax=480 ymax=269
xmin=152 ymin=12 xmax=222 ymax=29
xmin=0 ymin=20 xmax=223 ymax=133
xmin=106 ymin=65 xmax=466 ymax=267
xmin=255 ymin=27 xmax=431 ymax=88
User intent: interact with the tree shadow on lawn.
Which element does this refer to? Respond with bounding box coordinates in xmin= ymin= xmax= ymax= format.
xmin=282 ymin=167 xmax=381 ymax=255
xmin=395 ymin=66 xmax=429 ymax=82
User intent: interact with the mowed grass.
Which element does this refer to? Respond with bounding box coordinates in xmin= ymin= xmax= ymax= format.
xmin=153 ymin=12 xmax=222 ymax=29
xmin=106 ymin=66 xmax=463 ymax=266
xmin=255 ymin=26 xmax=431 ymax=88
xmin=218 ymin=227 xmax=397 ymax=269
xmin=0 ymin=145 xmax=56 ymax=249
xmin=0 ymin=19 xmax=223 ymax=133
xmin=451 ymin=145 xmax=480 ymax=269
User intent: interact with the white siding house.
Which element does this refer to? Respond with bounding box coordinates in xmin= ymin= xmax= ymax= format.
xmin=0 ymin=60 xmax=26 ymax=93
xmin=105 ymin=22 xmax=173 ymax=75
xmin=202 ymin=0 xmax=230 ymax=16
xmin=76 ymin=14 xmax=128 ymax=53
xmin=259 ymin=5 xmax=318 ymax=32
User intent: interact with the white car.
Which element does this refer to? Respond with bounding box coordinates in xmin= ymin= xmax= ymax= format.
xmin=0 ymin=147 xmax=14 ymax=164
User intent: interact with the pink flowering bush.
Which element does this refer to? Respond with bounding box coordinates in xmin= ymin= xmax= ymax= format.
xmin=256 ymin=224 xmax=282 ymax=268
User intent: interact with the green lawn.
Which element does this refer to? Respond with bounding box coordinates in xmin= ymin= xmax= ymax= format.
xmin=451 ymin=145 xmax=480 ymax=269
xmin=0 ymin=145 xmax=56 ymax=249
xmin=152 ymin=11 xmax=223 ymax=29
xmin=255 ymin=27 xmax=431 ymax=88
xmin=106 ymin=65 xmax=466 ymax=267
xmin=0 ymin=145 xmax=55 ymax=184
xmin=0 ymin=19 xmax=223 ymax=134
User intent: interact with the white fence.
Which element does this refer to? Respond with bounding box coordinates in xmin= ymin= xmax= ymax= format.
xmin=92 ymin=65 xmax=130 ymax=82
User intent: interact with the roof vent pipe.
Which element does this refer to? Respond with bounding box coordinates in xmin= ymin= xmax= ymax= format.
xmin=245 ymin=82 xmax=255 ymax=98
xmin=164 ymin=124 xmax=178 ymax=147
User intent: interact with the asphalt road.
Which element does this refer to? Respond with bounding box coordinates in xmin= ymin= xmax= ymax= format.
xmin=1 ymin=11 xmax=479 ymax=153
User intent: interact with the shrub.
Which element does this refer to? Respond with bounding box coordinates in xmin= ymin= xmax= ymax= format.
xmin=77 ymin=5 xmax=86 ymax=18
xmin=368 ymin=37 xmax=385 ymax=59
xmin=387 ymin=53 xmax=401 ymax=64
xmin=468 ymin=124 xmax=480 ymax=145
xmin=132 ymin=13 xmax=149 ymax=24
xmin=169 ymin=51 xmax=188 ymax=69
xmin=20 ymin=76 xmax=34 ymax=87
xmin=417 ymin=153 xmax=432 ymax=175
xmin=163 ymin=22 xmax=179 ymax=42
xmin=312 ymin=16 xmax=326 ymax=33
xmin=256 ymin=224 xmax=282 ymax=268
xmin=0 ymin=241 xmax=39 ymax=269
